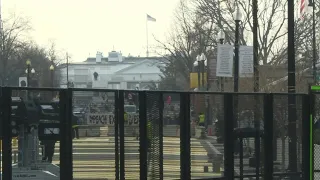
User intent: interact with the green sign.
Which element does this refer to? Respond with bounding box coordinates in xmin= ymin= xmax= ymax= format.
xmin=311 ymin=85 xmax=320 ymax=91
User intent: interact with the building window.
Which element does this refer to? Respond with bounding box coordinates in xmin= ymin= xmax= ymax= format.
xmin=74 ymin=75 xmax=88 ymax=83
xmin=108 ymin=82 xmax=120 ymax=89
xmin=127 ymin=82 xmax=139 ymax=89
xmin=74 ymin=69 xmax=89 ymax=74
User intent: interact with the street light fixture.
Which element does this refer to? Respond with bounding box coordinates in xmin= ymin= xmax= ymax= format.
xmin=49 ymin=65 xmax=54 ymax=71
xmin=31 ymin=68 xmax=35 ymax=74
xmin=26 ymin=59 xmax=31 ymax=66
xmin=218 ymin=31 xmax=225 ymax=44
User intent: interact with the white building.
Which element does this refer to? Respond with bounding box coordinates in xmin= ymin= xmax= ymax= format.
xmin=57 ymin=51 xmax=164 ymax=90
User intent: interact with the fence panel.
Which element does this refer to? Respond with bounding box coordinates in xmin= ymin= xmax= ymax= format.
xmin=145 ymin=91 xmax=163 ymax=179
xmin=0 ymin=87 xmax=312 ymax=180
xmin=312 ymin=92 xmax=320 ymax=179
xmin=7 ymin=87 xmax=68 ymax=180
xmin=233 ymin=94 xmax=264 ymax=179
xmin=189 ymin=92 xmax=224 ymax=179
xmin=272 ymin=94 xmax=303 ymax=179
xmin=72 ymin=89 xmax=118 ymax=180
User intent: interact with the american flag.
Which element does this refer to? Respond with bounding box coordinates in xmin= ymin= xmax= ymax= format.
xmin=300 ymin=0 xmax=306 ymax=18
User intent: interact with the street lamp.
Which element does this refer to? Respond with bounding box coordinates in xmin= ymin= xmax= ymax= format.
xmin=234 ymin=6 xmax=242 ymax=93
xmin=218 ymin=30 xmax=225 ymax=92
xmin=50 ymin=65 xmax=54 ymax=87
xmin=50 ymin=65 xmax=55 ymax=98
xmin=218 ymin=31 xmax=225 ymax=45
xmin=193 ymin=55 xmax=201 ymax=89
xmin=200 ymin=53 xmax=206 ymax=89
xmin=26 ymin=60 xmax=31 ymax=87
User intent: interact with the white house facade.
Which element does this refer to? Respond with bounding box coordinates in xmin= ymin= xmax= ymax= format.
xmin=57 ymin=51 xmax=164 ymax=90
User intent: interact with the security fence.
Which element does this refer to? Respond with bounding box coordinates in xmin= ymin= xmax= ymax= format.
xmin=0 ymin=87 xmax=313 ymax=180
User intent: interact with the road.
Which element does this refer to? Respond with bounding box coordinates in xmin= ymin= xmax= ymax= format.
xmin=7 ymin=137 xmax=222 ymax=180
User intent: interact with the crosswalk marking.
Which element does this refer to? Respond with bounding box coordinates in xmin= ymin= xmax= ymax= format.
xmin=3 ymin=137 xmax=223 ymax=179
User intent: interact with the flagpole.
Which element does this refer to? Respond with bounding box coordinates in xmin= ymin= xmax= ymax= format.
xmin=146 ymin=16 xmax=149 ymax=57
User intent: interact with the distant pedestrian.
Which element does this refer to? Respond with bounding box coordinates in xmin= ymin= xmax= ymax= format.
xmin=198 ymin=112 xmax=205 ymax=127
xmin=41 ymin=140 xmax=56 ymax=163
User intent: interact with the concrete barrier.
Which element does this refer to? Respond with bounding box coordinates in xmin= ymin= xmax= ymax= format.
xmin=78 ymin=126 xmax=100 ymax=137
xmin=78 ymin=124 xmax=193 ymax=137
xmin=105 ymin=125 xmax=184 ymax=137
xmin=205 ymin=141 xmax=223 ymax=173
xmin=107 ymin=125 xmax=139 ymax=136
xmin=195 ymin=126 xmax=206 ymax=139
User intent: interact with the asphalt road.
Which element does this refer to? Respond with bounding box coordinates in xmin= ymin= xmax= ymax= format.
xmin=6 ymin=137 xmax=222 ymax=180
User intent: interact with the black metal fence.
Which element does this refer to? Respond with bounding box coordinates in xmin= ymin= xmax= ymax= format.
xmin=0 ymin=87 xmax=313 ymax=180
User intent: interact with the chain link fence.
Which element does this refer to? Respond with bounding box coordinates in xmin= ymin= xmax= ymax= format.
xmin=189 ymin=93 xmax=224 ymax=179
xmin=272 ymin=94 xmax=303 ymax=179
xmin=313 ymin=93 xmax=320 ymax=179
xmin=71 ymin=89 xmax=117 ymax=180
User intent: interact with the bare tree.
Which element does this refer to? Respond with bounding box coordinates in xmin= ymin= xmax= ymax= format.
xmin=195 ymin=0 xmax=292 ymax=65
xmin=156 ymin=0 xmax=219 ymax=90
xmin=0 ymin=15 xmax=31 ymax=85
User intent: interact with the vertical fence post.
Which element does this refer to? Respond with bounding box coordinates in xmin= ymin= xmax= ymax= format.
xmin=158 ymin=92 xmax=164 ymax=180
xmin=224 ymin=93 xmax=234 ymax=180
xmin=114 ymin=90 xmax=120 ymax=180
xmin=59 ymin=89 xmax=67 ymax=177
xmin=139 ymin=91 xmax=148 ymax=180
xmin=1 ymin=87 xmax=12 ymax=180
xmin=59 ymin=89 xmax=73 ymax=179
xmin=263 ymin=93 xmax=273 ymax=180
xmin=119 ymin=90 xmax=125 ymax=179
xmin=302 ymin=93 xmax=311 ymax=180
xmin=180 ymin=92 xmax=191 ymax=180
xmin=66 ymin=88 xmax=74 ymax=179
xmin=254 ymin=95 xmax=261 ymax=179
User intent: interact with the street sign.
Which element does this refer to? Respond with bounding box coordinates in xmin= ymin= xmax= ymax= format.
xmin=216 ymin=44 xmax=234 ymax=77
xmin=239 ymin=46 xmax=254 ymax=77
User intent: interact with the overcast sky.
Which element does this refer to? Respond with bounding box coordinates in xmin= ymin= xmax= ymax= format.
xmin=3 ymin=0 xmax=180 ymax=62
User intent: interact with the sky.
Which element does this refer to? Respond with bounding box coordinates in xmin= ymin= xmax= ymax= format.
xmin=2 ymin=0 xmax=180 ymax=62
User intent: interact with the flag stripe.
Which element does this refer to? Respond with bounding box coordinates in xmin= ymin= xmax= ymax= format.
xmin=300 ymin=0 xmax=305 ymax=18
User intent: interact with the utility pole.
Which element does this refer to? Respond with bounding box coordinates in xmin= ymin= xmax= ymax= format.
xmin=287 ymin=0 xmax=298 ymax=173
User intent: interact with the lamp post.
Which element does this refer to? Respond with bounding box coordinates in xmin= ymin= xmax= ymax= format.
xmin=200 ymin=53 xmax=206 ymax=89
xmin=218 ymin=30 xmax=225 ymax=92
xmin=234 ymin=7 xmax=241 ymax=93
xmin=50 ymin=65 xmax=54 ymax=98
xmin=49 ymin=65 xmax=54 ymax=87
xmin=234 ymin=6 xmax=241 ymax=130
xmin=26 ymin=60 xmax=31 ymax=87
xmin=288 ymin=0 xmax=297 ymax=173
xmin=193 ymin=55 xmax=201 ymax=89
